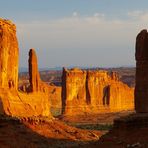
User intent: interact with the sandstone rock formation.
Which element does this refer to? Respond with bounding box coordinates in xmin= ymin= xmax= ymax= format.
xmin=62 ymin=68 xmax=134 ymax=115
xmin=28 ymin=48 xmax=49 ymax=94
xmin=0 ymin=18 xmax=51 ymax=118
xmin=0 ymin=19 xmax=18 ymax=89
xmin=49 ymin=85 xmax=61 ymax=109
xmin=92 ymin=30 xmax=148 ymax=147
xmin=29 ymin=49 xmax=41 ymax=92
xmin=62 ymin=68 xmax=87 ymax=114
xmin=135 ymin=29 xmax=148 ymax=113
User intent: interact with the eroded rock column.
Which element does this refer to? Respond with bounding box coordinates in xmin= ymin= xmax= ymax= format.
xmin=62 ymin=68 xmax=87 ymax=115
xmin=28 ymin=49 xmax=41 ymax=92
xmin=135 ymin=29 xmax=148 ymax=113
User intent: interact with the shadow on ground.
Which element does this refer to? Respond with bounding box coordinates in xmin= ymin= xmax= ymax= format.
xmin=0 ymin=115 xmax=105 ymax=148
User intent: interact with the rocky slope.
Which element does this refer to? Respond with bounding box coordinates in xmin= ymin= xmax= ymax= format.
xmin=0 ymin=115 xmax=104 ymax=148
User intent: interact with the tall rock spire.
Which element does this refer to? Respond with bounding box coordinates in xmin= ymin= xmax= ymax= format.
xmin=135 ymin=29 xmax=148 ymax=112
xmin=28 ymin=49 xmax=41 ymax=92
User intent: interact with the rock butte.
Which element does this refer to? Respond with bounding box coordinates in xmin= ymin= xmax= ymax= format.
xmin=62 ymin=68 xmax=134 ymax=116
xmin=0 ymin=19 xmax=52 ymax=118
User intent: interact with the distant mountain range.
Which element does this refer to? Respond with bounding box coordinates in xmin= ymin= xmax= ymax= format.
xmin=19 ymin=66 xmax=135 ymax=73
xmin=19 ymin=67 xmax=63 ymax=72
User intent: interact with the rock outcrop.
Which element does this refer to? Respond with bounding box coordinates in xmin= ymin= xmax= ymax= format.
xmin=0 ymin=18 xmax=51 ymax=118
xmin=29 ymin=49 xmax=41 ymax=92
xmin=135 ymin=29 xmax=148 ymax=113
xmin=0 ymin=19 xmax=18 ymax=89
xmin=62 ymin=68 xmax=134 ymax=115
xmin=92 ymin=29 xmax=148 ymax=147
xmin=49 ymin=85 xmax=61 ymax=108
xmin=28 ymin=48 xmax=49 ymax=93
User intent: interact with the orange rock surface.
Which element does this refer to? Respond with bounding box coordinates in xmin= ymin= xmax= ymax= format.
xmin=48 ymin=85 xmax=61 ymax=109
xmin=0 ymin=116 xmax=104 ymax=148
xmin=29 ymin=49 xmax=41 ymax=92
xmin=0 ymin=19 xmax=51 ymax=118
xmin=62 ymin=68 xmax=134 ymax=115
xmin=0 ymin=19 xmax=18 ymax=89
xmin=28 ymin=48 xmax=50 ymax=94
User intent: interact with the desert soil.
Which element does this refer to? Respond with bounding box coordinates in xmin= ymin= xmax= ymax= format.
xmin=0 ymin=116 xmax=105 ymax=148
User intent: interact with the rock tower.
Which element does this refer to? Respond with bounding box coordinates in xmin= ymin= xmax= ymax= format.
xmin=0 ymin=19 xmax=18 ymax=89
xmin=135 ymin=29 xmax=148 ymax=113
xmin=29 ymin=49 xmax=41 ymax=92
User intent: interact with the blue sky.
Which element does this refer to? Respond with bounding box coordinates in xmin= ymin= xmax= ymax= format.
xmin=1 ymin=0 xmax=148 ymax=21
xmin=1 ymin=0 xmax=148 ymax=68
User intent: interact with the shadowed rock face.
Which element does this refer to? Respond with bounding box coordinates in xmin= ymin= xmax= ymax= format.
xmin=0 ymin=18 xmax=51 ymax=118
xmin=135 ymin=29 xmax=148 ymax=113
xmin=136 ymin=30 xmax=148 ymax=61
xmin=62 ymin=68 xmax=134 ymax=115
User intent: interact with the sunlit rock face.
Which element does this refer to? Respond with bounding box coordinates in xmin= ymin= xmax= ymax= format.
xmin=28 ymin=49 xmax=49 ymax=94
xmin=62 ymin=68 xmax=134 ymax=116
xmin=0 ymin=18 xmax=51 ymax=118
xmin=29 ymin=49 xmax=41 ymax=92
xmin=62 ymin=68 xmax=87 ymax=115
xmin=26 ymin=48 xmax=52 ymax=117
xmin=0 ymin=19 xmax=18 ymax=89
xmin=135 ymin=29 xmax=148 ymax=113
xmin=49 ymin=85 xmax=62 ymax=109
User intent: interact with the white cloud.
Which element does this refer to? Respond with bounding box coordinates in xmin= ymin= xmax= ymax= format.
xmin=16 ymin=11 xmax=148 ymax=67
xmin=93 ymin=13 xmax=105 ymax=18
xmin=128 ymin=10 xmax=143 ymax=19
xmin=128 ymin=10 xmax=148 ymax=23
xmin=72 ymin=12 xmax=78 ymax=17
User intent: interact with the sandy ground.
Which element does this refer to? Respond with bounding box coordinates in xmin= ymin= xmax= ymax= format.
xmin=1 ymin=111 xmax=147 ymax=148
xmin=59 ymin=110 xmax=134 ymax=125
xmin=0 ymin=116 xmax=105 ymax=148
xmin=85 ymin=127 xmax=148 ymax=148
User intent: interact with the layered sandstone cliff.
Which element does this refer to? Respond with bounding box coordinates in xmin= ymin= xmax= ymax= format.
xmin=62 ymin=68 xmax=134 ymax=115
xmin=0 ymin=19 xmax=51 ymax=117
xmin=0 ymin=19 xmax=18 ymax=89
